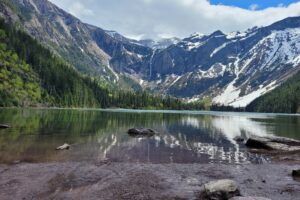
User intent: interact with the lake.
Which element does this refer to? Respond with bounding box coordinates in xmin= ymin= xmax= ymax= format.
xmin=0 ymin=108 xmax=299 ymax=164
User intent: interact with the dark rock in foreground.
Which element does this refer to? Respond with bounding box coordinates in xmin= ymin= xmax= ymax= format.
xmin=127 ymin=128 xmax=157 ymax=137
xmin=0 ymin=124 xmax=10 ymax=129
xmin=292 ymin=169 xmax=300 ymax=177
xmin=245 ymin=136 xmax=300 ymax=152
xmin=199 ymin=179 xmax=240 ymax=200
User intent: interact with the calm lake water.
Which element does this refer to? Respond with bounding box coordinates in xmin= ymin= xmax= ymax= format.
xmin=0 ymin=108 xmax=299 ymax=164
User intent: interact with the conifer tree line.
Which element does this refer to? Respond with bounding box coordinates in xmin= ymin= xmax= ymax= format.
xmin=246 ymin=71 xmax=300 ymax=113
xmin=0 ymin=19 xmax=204 ymax=110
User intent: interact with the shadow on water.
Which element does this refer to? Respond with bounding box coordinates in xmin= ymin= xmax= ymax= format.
xmin=0 ymin=108 xmax=299 ymax=164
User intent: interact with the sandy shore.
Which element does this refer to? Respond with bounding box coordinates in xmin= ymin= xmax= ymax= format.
xmin=0 ymin=161 xmax=299 ymax=200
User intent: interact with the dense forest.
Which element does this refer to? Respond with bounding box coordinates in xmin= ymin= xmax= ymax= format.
xmin=246 ymin=71 xmax=300 ymax=113
xmin=0 ymin=19 xmax=204 ymax=110
xmin=210 ymin=105 xmax=245 ymax=112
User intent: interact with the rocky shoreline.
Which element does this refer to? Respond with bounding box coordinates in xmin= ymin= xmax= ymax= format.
xmin=1 ymin=133 xmax=300 ymax=200
xmin=0 ymin=161 xmax=299 ymax=200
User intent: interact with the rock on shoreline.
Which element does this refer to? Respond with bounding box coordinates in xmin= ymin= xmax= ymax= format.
xmin=199 ymin=179 xmax=240 ymax=199
xmin=245 ymin=136 xmax=300 ymax=152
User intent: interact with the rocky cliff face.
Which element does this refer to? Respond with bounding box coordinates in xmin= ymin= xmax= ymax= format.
xmin=1 ymin=0 xmax=300 ymax=107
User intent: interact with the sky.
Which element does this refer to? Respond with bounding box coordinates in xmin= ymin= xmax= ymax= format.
xmin=48 ymin=0 xmax=300 ymax=40
xmin=210 ymin=0 xmax=298 ymax=9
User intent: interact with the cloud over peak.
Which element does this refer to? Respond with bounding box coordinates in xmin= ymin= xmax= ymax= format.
xmin=49 ymin=0 xmax=300 ymax=39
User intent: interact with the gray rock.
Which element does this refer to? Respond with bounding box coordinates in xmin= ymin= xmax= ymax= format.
xmin=245 ymin=136 xmax=300 ymax=152
xmin=127 ymin=128 xmax=157 ymax=137
xmin=230 ymin=197 xmax=271 ymax=200
xmin=199 ymin=179 xmax=240 ymax=200
xmin=56 ymin=143 xmax=70 ymax=150
xmin=0 ymin=124 xmax=10 ymax=129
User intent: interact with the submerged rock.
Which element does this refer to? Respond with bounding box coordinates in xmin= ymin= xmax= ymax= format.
xmin=56 ymin=143 xmax=70 ymax=150
xmin=128 ymin=128 xmax=157 ymax=137
xmin=0 ymin=124 xmax=10 ymax=129
xmin=292 ymin=169 xmax=300 ymax=177
xmin=230 ymin=197 xmax=271 ymax=200
xmin=233 ymin=136 xmax=245 ymax=143
xmin=199 ymin=179 xmax=240 ymax=200
xmin=245 ymin=136 xmax=300 ymax=152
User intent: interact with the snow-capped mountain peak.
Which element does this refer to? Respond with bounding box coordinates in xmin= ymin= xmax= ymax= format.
xmin=125 ymin=16 xmax=300 ymax=107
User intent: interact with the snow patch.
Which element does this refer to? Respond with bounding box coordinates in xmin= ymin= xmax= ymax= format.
xmin=229 ymin=81 xmax=278 ymax=107
xmin=197 ymin=63 xmax=226 ymax=79
xmin=106 ymin=61 xmax=119 ymax=82
xmin=210 ymin=42 xmax=231 ymax=57
xmin=226 ymin=31 xmax=246 ymax=39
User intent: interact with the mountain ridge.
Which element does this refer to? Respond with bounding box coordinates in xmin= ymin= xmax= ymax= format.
xmin=129 ymin=16 xmax=300 ymax=107
xmin=1 ymin=0 xmax=300 ymax=108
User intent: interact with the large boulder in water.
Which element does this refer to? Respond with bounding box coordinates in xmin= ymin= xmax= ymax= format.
xmin=127 ymin=128 xmax=157 ymax=137
xmin=199 ymin=179 xmax=240 ymax=200
xmin=245 ymin=136 xmax=300 ymax=152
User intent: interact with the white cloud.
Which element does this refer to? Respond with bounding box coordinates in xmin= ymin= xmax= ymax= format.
xmin=48 ymin=0 xmax=300 ymax=39
xmin=68 ymin=2 xmax=94 ymax=17
xmin=249 ymin=4 xmax=259 ymax=11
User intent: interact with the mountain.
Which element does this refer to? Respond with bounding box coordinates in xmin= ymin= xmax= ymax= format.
xmin=138 ymin=37 xmax=181 ymax=49
xmin=1 ymin=0 xmax=300 ymax=108
xmin=128 ymin=20 xmax=300 ymax=107
xmin=0 ymin=17 xmax=202 ymax=109
xmin=0 ymin=0 xmax=151 ymax=85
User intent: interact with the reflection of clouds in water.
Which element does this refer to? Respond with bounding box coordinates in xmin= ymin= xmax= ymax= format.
xmin=181 ymin=115 xmax=273 ymax=140
xmin=211 ymin=116 xmax=272 ymax=140
xmin=92 ymin=115 xmax=271 ymax=164
xmin=181 ymin=116 xmax=201 ymax=129
xmin=178 ymin=115 xmax=274 ymax=163
xmin=190 ymin=142 xmax=248 ymax=164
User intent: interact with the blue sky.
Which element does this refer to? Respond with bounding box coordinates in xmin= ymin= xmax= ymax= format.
xmin=211 ymin=0 xmax=299 ymax=10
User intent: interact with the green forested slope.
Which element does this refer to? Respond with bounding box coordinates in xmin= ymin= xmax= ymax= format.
xmin=0 ymin=19 xmax=203 ymax=110
xmin=0 ymin=19 xmax=106 ymax=107
xmin=246 ymin=71 xmax=300 ymax=113
xmin=0 ymin=29 xmax=42 ymax=106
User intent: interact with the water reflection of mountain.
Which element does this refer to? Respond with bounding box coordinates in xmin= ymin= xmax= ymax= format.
xmin=99 ymin=115 xmax=273 ymax=164
xmin=1 ymin=109 xmax=297 ymax=164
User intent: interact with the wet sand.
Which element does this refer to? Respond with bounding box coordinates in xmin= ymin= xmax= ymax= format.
xmin=0 ymin=161 xmax=299 ymax=200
